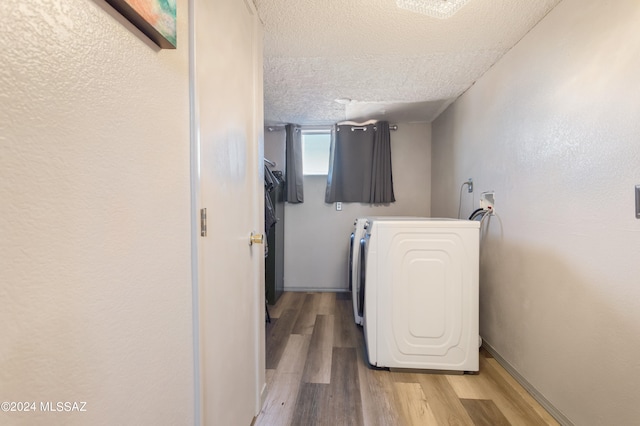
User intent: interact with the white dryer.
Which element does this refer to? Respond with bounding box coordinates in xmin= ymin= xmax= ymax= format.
xmin=362 ymin=217 xmax=480 ymax=372
xmin=349 ymin=218 xmax=368 ymax=325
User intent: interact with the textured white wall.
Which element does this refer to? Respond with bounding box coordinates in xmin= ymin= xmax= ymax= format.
xmin=0 ymin=1 xmax=193 ymax=425
xmin=283 ymin=122 xmax=431 ymax=291
xmin=431 ymin=0 xmax=640 ymax=424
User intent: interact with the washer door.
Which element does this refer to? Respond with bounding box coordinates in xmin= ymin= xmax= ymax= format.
xmin=348 ymin=232 xmax=355 ymax=292
xmin=358 ymin=234 xmax=369 ymax=318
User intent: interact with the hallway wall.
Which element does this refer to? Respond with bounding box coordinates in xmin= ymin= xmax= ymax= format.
xmin=431 ymin=0 xmax=640 ymax=424
xmin=1 ymin=1 xmax=193 ymax=424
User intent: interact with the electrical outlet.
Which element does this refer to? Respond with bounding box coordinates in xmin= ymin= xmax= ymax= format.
xmin=467 ymin=178 xmax=473 ymax=193
xmin=480 ymin=191 xmax=495 ymax=212
xmin=336 ymin=202 xmax=342 ymax=211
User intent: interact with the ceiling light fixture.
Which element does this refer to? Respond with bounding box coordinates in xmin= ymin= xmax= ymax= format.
xmin=396 ymin=0 xmax=469 ymax=19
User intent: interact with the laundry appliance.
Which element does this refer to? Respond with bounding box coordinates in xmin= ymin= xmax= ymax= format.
xmin=349 ymin=218 xmax=368 ymax=325
xmin=360 ymin=217 xmax=480 ymax=372
xmin=350 ymin=216 xmax=418 ymax=326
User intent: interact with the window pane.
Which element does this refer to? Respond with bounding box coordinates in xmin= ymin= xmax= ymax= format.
xmin=302 ymin=132 xmax=330 ymax=175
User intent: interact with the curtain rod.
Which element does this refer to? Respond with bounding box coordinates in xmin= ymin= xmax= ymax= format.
xmin=266 ymin=124 xmax=398 ymax=131
xmin=351 ymin=124 xmax=398 ymax=131
xmin=265 ymin=125 xmax=303 ymax=132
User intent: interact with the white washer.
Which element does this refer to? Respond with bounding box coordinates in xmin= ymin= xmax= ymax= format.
xmin=350 ymin=217 xmax=418 ymax=326
xmin=362 ymin=217 xmax=480 ymax=372
xmin=349 ymin=218 xmax=368 ymax=325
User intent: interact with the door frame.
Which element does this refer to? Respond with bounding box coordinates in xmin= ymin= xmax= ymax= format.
xmin=188 ymin=0 xmax=266 ymax=424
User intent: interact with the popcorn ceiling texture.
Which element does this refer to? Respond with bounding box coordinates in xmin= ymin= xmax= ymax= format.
xmin=256 ymin=0 xmax=561 ymax=125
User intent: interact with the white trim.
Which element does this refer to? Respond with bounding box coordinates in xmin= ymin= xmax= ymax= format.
xmin=188 ymin=0 xmax=202 ymax=424
xmin=251 ymin=9 xmax=266 ymax=418
xmin=259 ymin=382 xmax=268 ymax=412
xmin=300 ymin=125 xmax=332 ymax=133
xmin=283 ymin=287 xmax=350 ymax=293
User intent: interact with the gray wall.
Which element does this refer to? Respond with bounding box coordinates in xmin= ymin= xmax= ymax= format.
xmin=431 ymin=0 xmax=640 ymax=424
xmin=264 ymin=128 xmax=287 ymax=173
xmin=281 ymin=122 xmax=432 ymax=291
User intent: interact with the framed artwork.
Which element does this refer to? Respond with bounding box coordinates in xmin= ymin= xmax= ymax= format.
xmin=106 ymin=0 xmax=177 ymax=49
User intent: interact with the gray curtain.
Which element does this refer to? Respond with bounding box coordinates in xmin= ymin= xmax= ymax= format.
xmin=285 ymin=124 xmax=304 ymax=203
xmin=325 ymin=121 xmax=395 ymax=204
xmin=370 ymin=121 xmax=395 ymax=203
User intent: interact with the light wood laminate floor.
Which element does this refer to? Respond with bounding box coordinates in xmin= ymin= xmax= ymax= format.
xmin=255 ymin=292 xmax=559 ymax=426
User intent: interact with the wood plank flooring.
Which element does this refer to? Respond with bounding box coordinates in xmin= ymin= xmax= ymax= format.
xmin=255 ymin=292 xmax=559 ymax=426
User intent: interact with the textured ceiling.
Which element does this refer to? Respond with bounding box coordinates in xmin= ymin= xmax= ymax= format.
xmin=256 ymin=0 xmax=562 ymax=126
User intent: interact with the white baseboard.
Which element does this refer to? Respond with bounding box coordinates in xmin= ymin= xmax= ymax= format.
xmin=259 ymin=381 xmax=267 ymax=412
xmin=283 ymin=287 xmax=349 ymax=293
xmin=481 ymin=340 xmax=573 ymax=426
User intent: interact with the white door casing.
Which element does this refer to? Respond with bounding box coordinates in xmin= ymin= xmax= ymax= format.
xmin=191 ymin=0 xmax=265 ymax=424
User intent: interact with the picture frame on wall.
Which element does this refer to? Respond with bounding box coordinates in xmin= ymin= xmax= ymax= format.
xmin=106 ymin=0 xmax=177 ymax=49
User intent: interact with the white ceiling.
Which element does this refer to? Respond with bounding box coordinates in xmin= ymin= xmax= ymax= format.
xmin=255 ymin=0 xmax=562 ymax=126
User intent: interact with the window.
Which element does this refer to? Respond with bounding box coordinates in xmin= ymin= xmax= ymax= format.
xmin=301 ymin=130 xmax=331 ymax=175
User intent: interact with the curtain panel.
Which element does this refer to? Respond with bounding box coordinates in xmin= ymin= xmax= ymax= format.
xmin=370 ymin=121 xmax=395 ymax=203
xmin=325 ymin=121 xmax=395 ymax=204
xmin=285 ymin=124 xmax=304 ymax=203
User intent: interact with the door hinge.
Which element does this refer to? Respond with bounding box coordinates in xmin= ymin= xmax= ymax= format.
xmin=200 ymin=208 xmax=207 ymax=237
